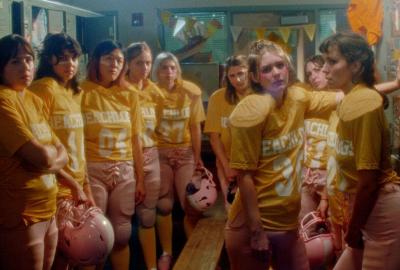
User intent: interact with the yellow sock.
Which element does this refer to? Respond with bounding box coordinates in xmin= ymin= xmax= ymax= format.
xmin=110 ymin=245 xmax=130 ymax=270
xmin=138 ymin=226 xmax=157 ymax=269
xmin=183 ymin=215 xmax=196 ymax=238
xmin=156 ymin=214 xmax=172 ymax=255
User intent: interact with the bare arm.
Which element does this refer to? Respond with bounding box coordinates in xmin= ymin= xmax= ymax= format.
xmin=317 ymin=186 xmax=329 ymax=219
xmin=209 ymin=132 xmax=238 ymax=180
xmin=238 ymin=170 xmax=269 ymax=257
xmin=375 ymin=80 xmax=400 ymax=94
xmin=346 ymin=169 xmax=380 ymax=249
xmin=375 ymin=61 xmax=400 ymax=94
xmin=57 ymin=169 xmax=87 ymax=203
xmin=133 ymin=134 xmax=145 ymax=205
xmin=16 ymin=139 xmax=68 ymax=173
xmin=190 ymin=122 xmax=203 ymax=168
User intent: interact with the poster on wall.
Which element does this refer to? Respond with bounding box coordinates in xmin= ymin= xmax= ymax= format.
xmin=31 ymin=7 xmax=48 ymax=51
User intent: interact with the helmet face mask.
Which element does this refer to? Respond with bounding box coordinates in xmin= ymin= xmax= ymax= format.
xmin=56 ymin=200 xmax=115 ymax=266
xmin=300 ymin=211 xmax=335 ymax=268
xmin=186 ymin=167 xmax=218 ymax=212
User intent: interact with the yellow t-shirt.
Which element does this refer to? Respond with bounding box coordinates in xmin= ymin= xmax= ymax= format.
xmin=131 ymin=79 xmax=164 ymax=148
xmin=81 ymin=80 xmax=141 ymax=162
xmin=204 ymin=87 xmax=252 ymax=157
xmin=30 ymin=77 xmax=86 ymax=199
xmin=0 ymin=86 xmax=58 ymax=226
xmin=155 ymin=80 xmax=205 ymax=148
xmin=229 ymin=85 xmax=338 ymax=231
xmin=334 ymin=84 xmax=399 ymax=194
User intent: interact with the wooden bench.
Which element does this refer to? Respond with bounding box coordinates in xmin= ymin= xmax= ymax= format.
xmin=173 ymin=195 xmax=227 ymax=270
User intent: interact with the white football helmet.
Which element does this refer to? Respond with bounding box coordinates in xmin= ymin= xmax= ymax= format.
xmin=300 ymin=211 xmax=335 ymax=268
xmin=56 ymin=200 xmax=115 ymax=266
xmin=186 ymin=167 xmax=217 ymax=212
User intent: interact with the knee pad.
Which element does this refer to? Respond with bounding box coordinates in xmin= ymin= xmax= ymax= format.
xmin=157 ymin=197 xmax=173 ymax=215
xmin=137 ymin=207 xmax=156 ymax=228
xmin=113 ymin=222 xmax=132 ymax=248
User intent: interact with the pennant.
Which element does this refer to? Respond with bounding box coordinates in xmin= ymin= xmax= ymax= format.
xmin=160 ymin=11 xmax=172 ymax=25
xmin=173 ymin=17 xmax=186 ymax=37
xmin=230 ymin=26 xmax=243 ymax=42
xmin=255 ymin=28 xmax=265 ymax=40
xmin=303 ymin=24 xmax=316 ymax=41
xmin=278 ymin=27 xmax=291 ymax=43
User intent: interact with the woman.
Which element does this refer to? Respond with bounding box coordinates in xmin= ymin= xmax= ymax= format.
xmin=29 ymin=32 xmax=95 ymax=269
xmin=152 ymin=52 xmax=206 ymax=268
xmin=320 ymin=32 xmax=400 ymax=270
xmin=81 ymin=40 xmax=144 ymax=270
xmin=0 ymin=34 xmax=68 ymax=270
xmin=299 ymin=55 xmax=331 ymax=222
xmin=225 ymin=39 xmax=342 ymax=270
xmin=125 ymin=42 xmax=166 ymax=270
xmin=204 ymin=55 xmax=251 ymax=210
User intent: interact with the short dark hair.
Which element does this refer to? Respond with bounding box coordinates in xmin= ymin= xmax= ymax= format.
xmin=0 ymin=34 xmax=34 ymax=85
xmin=319 ymin=32 xmax=376 ymax=87
xmin=36 ymin=32 xmax=82 ymax=94
xmin=87 ymin=40 xmax=126 ymax=87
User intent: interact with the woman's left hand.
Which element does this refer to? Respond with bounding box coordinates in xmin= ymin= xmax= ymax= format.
xmin=135 ymin=180 xmax=146 ymax=205
xmin=71 ymin=185 xmax=88 ymax=205
xmin=194 ymin=157 xmax=204 ymax=168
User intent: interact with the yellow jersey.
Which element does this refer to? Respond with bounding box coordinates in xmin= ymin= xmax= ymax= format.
xmin=30 ymin=77 xmax=86 ymax=199
xmin=81 ymin=80 xmax=141 ymax=162
xmin=155 ymin=80 xmax=205 ymax=148
xmin=229 ymin=85 xmax=338 ymax=231
xmin=0 ymin=86 xmax=58 ymax=226
xmin=204 ymin=87 xmax=252 ymax=157
xmin=334 ymin=84 xmax=399 ymax=194
xmin=130 ymin=79 xmax=164 ymax=148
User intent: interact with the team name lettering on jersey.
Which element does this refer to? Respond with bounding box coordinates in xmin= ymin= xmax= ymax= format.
xmin=49 ymin=113 xmax=84 ymax=130
xmin=262 ymin=128 xmax=304 ymax=157
xmin=30 ymin=123 xmax=52 ymax=140
xmin=141 ymin=107 xmax=156 ymax=119
xmin=85 ymin=111 xmax=130 ymax=124
xmin=326 ymin=131 xmax=338 ymax=148
xmin=221 ymin=117 xmax=229 ymax=128
xmin=305 ymin=120 xmax=328 ymax=137
xmin=327 ymin=132 xmax=353 ymax=156
xmin=162 ymin=107 xmax=190 ymax=120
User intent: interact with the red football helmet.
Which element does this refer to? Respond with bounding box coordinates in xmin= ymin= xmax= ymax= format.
xmin=300 ymin=211 xmax=335 ymax=268
xmin=186 ymin=167 xmax=217 ymax=212
xmin=56 ymin=200 xmax=115 ymax=266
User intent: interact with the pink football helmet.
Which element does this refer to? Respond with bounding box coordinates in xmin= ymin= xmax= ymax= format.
xmin=300 ymin=211 xmax=335 ymax=268
xmin=186 ymin=167 xmax=217 ymax=212
xmin=56 ymin=200 xmax=115 ymax=266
